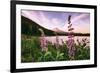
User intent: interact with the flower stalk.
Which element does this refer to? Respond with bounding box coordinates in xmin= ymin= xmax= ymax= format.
xmin=39 ymin=28 xmax=48 ymax=52
xmin=67 ymin=15 xmax=76 ymax=60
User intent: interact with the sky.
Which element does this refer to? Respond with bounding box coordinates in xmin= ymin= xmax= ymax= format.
xmin=21 ymin=10 xmax=90 ymax=33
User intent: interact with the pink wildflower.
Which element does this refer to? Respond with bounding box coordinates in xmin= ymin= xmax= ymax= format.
xmin=39 ymin=28 xmax=48 ymax=52
xmin=55 ymin=35 xmax=59 ymax=49
xmin=40 ymin=36 xmax=48 ymax=52
xmin=67 ymin=15 xmax=76 ymax=60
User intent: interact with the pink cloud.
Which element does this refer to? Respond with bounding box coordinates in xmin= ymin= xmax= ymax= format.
xmin=72 ymin=14 xmax=89 ymax=23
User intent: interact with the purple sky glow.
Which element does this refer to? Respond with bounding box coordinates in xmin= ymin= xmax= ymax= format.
xmin=21 ymin=10 xmax=90 ymax=33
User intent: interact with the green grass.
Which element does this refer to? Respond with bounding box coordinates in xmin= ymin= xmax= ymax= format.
xmin=21 ymin=36 xmax=90 ymax=63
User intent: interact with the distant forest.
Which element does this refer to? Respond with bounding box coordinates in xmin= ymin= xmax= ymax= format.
xmin=21 ymin=16 xmax=90 ymax=36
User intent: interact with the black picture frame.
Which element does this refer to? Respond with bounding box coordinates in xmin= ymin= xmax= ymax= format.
xmin=10 ymin=0 xmax=97 ymax=73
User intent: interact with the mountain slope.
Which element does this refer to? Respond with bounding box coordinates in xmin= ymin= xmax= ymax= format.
xmin=21 ymin=16 xmax=90 ymax=36
xmin=21 ymin=16 xmax=56 ymax=36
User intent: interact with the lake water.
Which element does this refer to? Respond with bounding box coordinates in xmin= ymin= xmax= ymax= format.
xmin=43 ymin=36 xmax=90 ymax=45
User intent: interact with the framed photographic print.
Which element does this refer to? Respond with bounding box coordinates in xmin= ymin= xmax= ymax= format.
xmin=10 ymin=0 xmax=97 ymax=72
